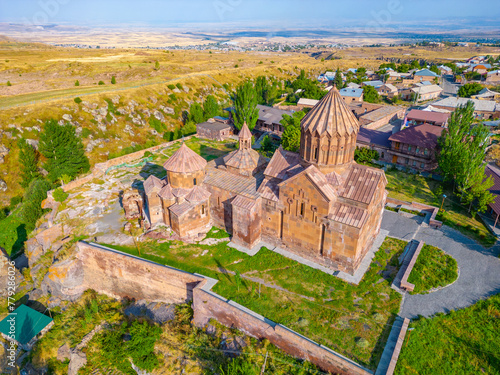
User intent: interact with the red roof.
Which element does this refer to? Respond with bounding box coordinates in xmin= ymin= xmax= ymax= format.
xmin=389 ymin=123 xmax=444 ymax=150
xmin=406 ymin=110 xmax=450 ymax=125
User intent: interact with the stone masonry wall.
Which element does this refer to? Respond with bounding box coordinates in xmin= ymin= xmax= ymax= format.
xmin=74 ymin=242 xmax=373 ymax=375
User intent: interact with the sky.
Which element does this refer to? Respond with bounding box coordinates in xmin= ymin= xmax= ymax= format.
xmin=0 ymin=0 xmax=499 ymax=29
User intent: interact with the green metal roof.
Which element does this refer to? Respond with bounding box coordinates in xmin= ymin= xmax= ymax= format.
xmin=0 ymin=305 xmax=53 ymax=345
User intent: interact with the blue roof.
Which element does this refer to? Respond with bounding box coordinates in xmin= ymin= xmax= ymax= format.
xmin=363 ymin=80 xmax=384 ymax=88
xmin=339 ymin=88 xmax=363 ymax=97
xmin=214 ymin=116 xmax=229 ymax=120
xmin=415 ymin=69 xmax=438 ymax=77
xmin=0 ymin=305 xmax=53 ymax=345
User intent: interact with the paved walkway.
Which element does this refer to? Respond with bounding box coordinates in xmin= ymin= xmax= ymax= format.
xmin=381 ymin=210 xmax=500 ymax=319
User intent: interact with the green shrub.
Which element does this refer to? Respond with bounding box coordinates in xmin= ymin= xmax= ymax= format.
xmin=98 ymin=81 xmax=105 ymax=85
xmin=169 ymin=93 xmax=177 ymax=101
xmin=52 ymin=187 xmax=69 ymax=203
xmin=81 ymin=128 xmax=92 ymax=138
xmin=75 ymin=80 xmax=80 ymax=86
xmin=354 ymin=147 xmax=379 ymax=163
xmin=144 ymin=151 xmax=153 ymax=158
xmin=175 ymin=82 xmax=183 ymax=90
xmin=167 ymin=84 xmax=176 ymax=90
xmin=6 ymin=81 xmax=12 ymax=86
xmin=111 ymin=76 xmax=116 ymax=84
xmin=74 ymin=97 xmax=82 ymax=104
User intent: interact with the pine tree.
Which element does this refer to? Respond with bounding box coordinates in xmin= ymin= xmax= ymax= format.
xmin=203 ymin=95 xmax=220 ymax=120
xmin=233 ymin=81 xmax=259 ymax=130
xmin=334 ymin=68 xmax=343 ymax=89
xmin=18 ymin=139 xmax=40 ymax=188
xmin=20 ymin=178 xmax=52 ymax=231
xmin=438 ymin=101 xmax=494 ymax=213
xmin=39 ymin=119 xmax=90 ymax=183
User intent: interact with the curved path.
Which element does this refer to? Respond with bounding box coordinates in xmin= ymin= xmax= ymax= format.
xmin=381 ymin=211 xmax=500 ymax=319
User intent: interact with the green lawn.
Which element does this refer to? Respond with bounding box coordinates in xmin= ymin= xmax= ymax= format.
xmin=407 ymin=244 xmax=458 ymax=294
xmin=395 ymin=294 xmax=500 ymax=375
xmin=102 ymin=235 xmax=407 ymax=370
xmin=385 ymin=169 xmax=497 ymax=247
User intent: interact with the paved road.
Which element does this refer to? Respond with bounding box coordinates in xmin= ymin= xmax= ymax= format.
xmin=441 ymin=74 xmax=461 ymax=97
xmin=381 ymin=211 xmax=500 ymax=319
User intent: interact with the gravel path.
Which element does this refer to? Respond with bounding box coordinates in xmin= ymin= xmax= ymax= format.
xmin=381 ymin=210 xmax=500 ymax=319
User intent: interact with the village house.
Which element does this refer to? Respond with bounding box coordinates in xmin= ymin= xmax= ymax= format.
xmin=339 ymin=88 xmax=364 ymax=103
xmin=297 ymin=97 xmax=320 ymax=110
xmin=377 ymin=83 xmax=398 ymax=98
xmin=356 ymin=127 xmax=392 ymax=161
xmin=438 ymin=65 xmax=453 ymax=76
xmin=486 ymin=70 xmax=500 ymax=83
xmin=196 ymin=119 xmax=233 ymax=141
xmin=361 ymin=80 xmax=384 ymax=89
xmin=472 ymin=88 xmax=500 ymax=101
xmin=402 ymin=69 xmax=439 ymax=86
xmin=485 ymin=163 xmax=500 ymax=228
xmin=386 ymin=123 xmax=444 ymax=171
xmin=225 ymin=105 xmax=293 ymax=137
xmin=349 ymin=102 xmax=405 ymax=130
xmin=433 ymin=97 xmax=500 ymax=119
xmin=405 ymin=109 xmax=450 ymax=127
xmin=141 ymin=88 xmax=388 ymax=275
xmin=400 ymin=84 xmax=443 ymax=102
xmin=467 ymin=64 xmax=492 ymax=75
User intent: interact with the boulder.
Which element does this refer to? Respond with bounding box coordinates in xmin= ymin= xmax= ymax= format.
xmin=26 ymin=139 xmax=39 ymax=150
xmin=111 ymin=95 xmax=120 ymax=104
xmin=0 ymin=144 xmax=9 ymax=157
xmin=153 ymin=110 xmax=165 ymax=122
xmin=62 ymin=114 xmax=73 ymax=122
xmin=0 ymin=179 xmax=7 ymax=192
xmin=41 ymin=258 xmax=86 ymax=302
xmin=68 ymin=350 xmax=87 ymax=375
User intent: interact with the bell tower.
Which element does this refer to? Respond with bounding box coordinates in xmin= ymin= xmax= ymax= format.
xmin=238 ymin=122 xmax=252 ymax=150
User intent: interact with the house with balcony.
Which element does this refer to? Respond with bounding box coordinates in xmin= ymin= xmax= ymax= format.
xmin=387 ymin=123 xmax=444 ymax=171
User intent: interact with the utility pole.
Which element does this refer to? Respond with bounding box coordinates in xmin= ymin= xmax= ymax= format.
xmin=440 ymin=194 xmax=447 ymax=211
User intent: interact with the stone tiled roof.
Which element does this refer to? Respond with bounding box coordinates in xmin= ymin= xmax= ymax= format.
xmin=280 ymin=165 xmax=336 ymax=202
xmin=257 ymin=178 xmax=280 ymax=202
xmin=158 ymin=184 xmax=174 ymax=200
xmin=329 ymin=203 xmax=368 ymax=228
xmin=143 ymin=175 xmax=165 ymax=195
xmin=163 ymin=143 xmax=208 ymax=173
xmin=172 ymin=187 xmax=190 ymax=199
xmin=204 ymin=161 xmax=265 ymax=199
xmin=340 ymin=164 xmax=385 ymax=205
xmin=301 ymin=88 xmax=359 ymax=137
xmin=224 ymin=148 xmax=265 ymax=170
xmin=169 ymin=201 xmax=195 ymax=217
xmin=232 ymin=195 xmax=257 ymax=210
xmin=264 ymin=146 xmax=303 ymax=180
xmin=185 ymin=186 xmax=211 ymax=203
xmin=325 ymin=171 xmax=344 ymax=187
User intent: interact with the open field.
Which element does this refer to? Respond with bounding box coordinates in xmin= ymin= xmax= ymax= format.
xmin=395 ymin=293 xmax=500 ymax=375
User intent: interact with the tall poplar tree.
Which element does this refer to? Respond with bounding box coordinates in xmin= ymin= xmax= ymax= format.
xmin=233 ymin=81 xmax=259 ymax=130
xmin=39 ymin=119 xmax=90 ymax=183
xmin=334 ymin=68 xmax=343 ymax=89
xmin=203 ymin=95 xmax=220 ymax=120
xmin=438 ymin=101 xmax=494 ymax=212
xmin=18 ymin=138 xmax=40 ymax=188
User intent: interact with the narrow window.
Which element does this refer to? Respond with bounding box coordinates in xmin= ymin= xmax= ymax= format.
xmin=217 ymin=196 xmax=220 ymax=206
xmin=202 ymin=205 xmax=205 ymax=215
xmin=314 ymin=148 xmax=319 ymax=160
xmin=194 ymin=178 xmax=197 ymax=185
xmin=420 ymin=163 xmax=425 ymax=169
xmin=408 ymin=145 xmax=412 ymax=152
xmin=300 ymin=202 xmax=305 ymax=216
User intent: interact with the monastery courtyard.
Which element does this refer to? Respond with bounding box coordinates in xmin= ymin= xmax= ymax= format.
xmin=44 ymin=135 xmax=500 ymax=371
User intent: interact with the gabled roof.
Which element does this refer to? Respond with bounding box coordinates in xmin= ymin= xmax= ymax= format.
xmin=169 ymin=201 xmax=195 ymax=217
xmin=329 ymin=203 xmax=368 ymax=228
xmin=411 ymin=84 xmax=443 ymax=95
xmin=388 ymin=123 xmax=444 ymax=150
xmin=257 ymin=178 xmax=279 ymax=202
xmin=434 ymin=97 xmax=498 ymax=112
xmin=232 ymin=195 xmax=257 ymax=210
xmin=257 ymin=105 xmax=293 ymax=126
xmin=357 ymin=128 xmax=392 ymax=148
xmin=301 ymin=88 xmax=359 ymax=138
xmin=340 ymin=164 xmax=385 ymax=205
xmin=158 ymin=183 xmax=174 ymax=200
xmin=325 ymin=171 xmax=344 ymax=187
xmin=185 ymin=186 xmax=211 ymax=203
xmin=279 ymin=165 xmax=337 ymax=202
xmin=144 ymin=175 xmax=165 ymax=195
xmin=362 ymin=80 xmax=384 ymax=88
xmin=414 ymin=69 xmax=438 ymax=77
xmin=0 ymin=305 xmax=53 ymax=345
xmin=163 ymin=143 xmax=207 ymax=173
xmin=406 ymin=109 xmax=450 ymax=125
xmin=264 ymin=146 xmax=303 ymax=180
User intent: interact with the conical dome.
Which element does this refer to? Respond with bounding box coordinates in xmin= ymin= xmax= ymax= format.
xmin=301 ymin=87 xmax=359 ymax=137
xmin=163 ymin=143 xmax=207 ymax=173
xmin=239 ymin=122 xmax=252 ymax=140
xmin=299 ymin=88 xmax=359 ymax=172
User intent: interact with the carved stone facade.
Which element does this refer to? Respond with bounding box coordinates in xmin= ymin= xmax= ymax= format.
xmin=141 ymin=89 xmax=387 ymax=275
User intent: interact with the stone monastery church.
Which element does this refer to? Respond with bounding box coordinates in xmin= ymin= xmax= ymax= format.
xmin=142 ymin=88 xmax=387 ymax=275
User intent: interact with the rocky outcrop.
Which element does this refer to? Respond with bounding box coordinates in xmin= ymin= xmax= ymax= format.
xmin=26 ymin=224 xmax=68 ymax=266
xmin=124 ymin=300 xmax=176 ymax=324
xmin=122 ymin=190 xmax=144 ymax=220
xmin=0 ymin=251 xmax=24 ymax=298
xmin=67 ymin=350 xmax=86 ymax=375
xmin=41 ymin=257 xmax=86 ymax=302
